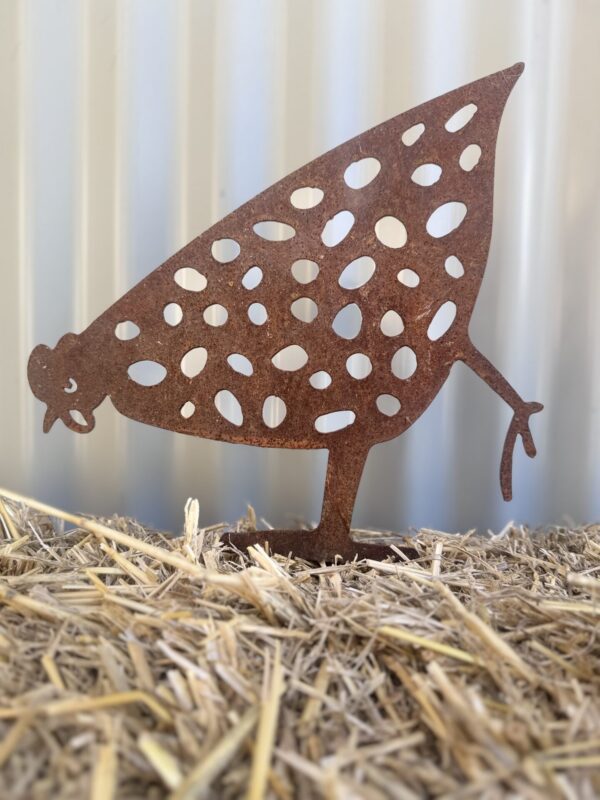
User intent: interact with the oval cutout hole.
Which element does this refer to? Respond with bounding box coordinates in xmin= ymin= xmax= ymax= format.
xmin=271 ymin=344 xmax=308 ymax=372
xmin=214 ymin=390 xmax=243 ymax=427
xmin=445 ymin=103 xmax=477 ymax=132
xmin=344 ymin=157 xmax=381 ymax=189
xmin=180 ymin=401 xmax=195 ymax=419
xmin=460 ymin=144 xmax=482 ymax=172
xmin=375 ymin=216 xmax=407 ymax=249
xmin=380 ymin=310 xmax=404 ymax=337
xmin=445 ymin=255 xmax=464 ymax=278
xmin=402 ymin=123 xmax=425 ymax=146
xmin=242 ymin=266 xmax=263 ymax=290
xmin=227 ymin=353 xmax=253 ymax=376
xmin=253 ymin=220 xmax=295 ymax=241
xmin=315 ymin=410 xmax=356 ymax=434
xmin=321 ymin=210 xmax=355 ymax=247
xmin=181 ymin=347 xmax=208 ymax=378
xmin=428 ymin=301 xmax=457 ymax=341
xmin=290 ymin=297 xmax=318 ymax=323
xmin=128 ymin=361 xmax=167 ymax=387
xmin=309 ymin=371 xmax=332 ymax=390
xmin=346 ymin=353 xmax=372 ymax=380
xmin=291 ymin=259 xmax=319 ymax=284
xmin=376 ymin=394 xmax=401 ymax=417
xmin=174 ymin=268 xmax=207 ymax=292
xmin=248 ymin=302 xmax=268 ymax=325
xmin=203 ymin=304 xmax=228 ymax=326
xmin=391 ymin=347 xmax=417 ymax=380
xmin=332 ymin=303 xmax=362 ymax=340
xmin=211 ymin=238 xmax=240 ymax=263
xmin=69 ymin=410 xmax=88 ymax=427
xmin=411 ymin=163 xmax=442 ymax=186
xmin=397 ymin=268 xmax=420 ymax=288
xmin=338 ymin=256 xmax=376 ymax=290
xmin=426 ymin=202 xmax=467 ymax=238
xmin=115 ymin=321 xmax=140 ymax=341
xmin=262 ymin=395 xmax=287 ymax=428
xmin=164 ymin=303 xmax=183 ymax=326
xmin=290 ymin=187 xmax=324 ymax=209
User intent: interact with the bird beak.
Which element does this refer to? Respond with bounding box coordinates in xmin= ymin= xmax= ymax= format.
xmin=43 ymin=408 xmax=58 ymax=433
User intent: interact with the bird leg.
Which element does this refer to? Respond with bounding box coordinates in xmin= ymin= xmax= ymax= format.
xmin=460 ymin=341 xmax=543 ymax=500
xmin=225 ymin=444 xmax=415 ymax=562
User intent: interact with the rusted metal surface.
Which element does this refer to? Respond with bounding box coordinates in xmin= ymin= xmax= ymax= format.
xmin=28 ymin=62 xmax=542 ymax=562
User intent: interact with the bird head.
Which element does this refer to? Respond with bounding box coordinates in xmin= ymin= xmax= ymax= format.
xmin=27 ymin=334 xmax=107 ymax=434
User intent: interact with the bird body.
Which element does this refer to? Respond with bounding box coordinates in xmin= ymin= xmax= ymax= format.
xmin=28 ymin=63 xmax=542 ymax=561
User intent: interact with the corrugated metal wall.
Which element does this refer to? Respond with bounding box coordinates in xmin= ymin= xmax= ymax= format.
xmin=1 ymin=0 xmax=599 ymax=534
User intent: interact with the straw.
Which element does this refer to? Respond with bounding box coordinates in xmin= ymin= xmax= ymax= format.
xmin=0 ymin=487 xmax=597 ymax=798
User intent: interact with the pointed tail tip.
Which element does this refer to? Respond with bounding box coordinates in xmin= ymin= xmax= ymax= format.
xmin=505 ymin=61 xmax=525 ymax=84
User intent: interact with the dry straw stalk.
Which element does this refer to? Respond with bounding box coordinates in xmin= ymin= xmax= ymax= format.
xmin=0 ymin=487 xmax=598 ymax=798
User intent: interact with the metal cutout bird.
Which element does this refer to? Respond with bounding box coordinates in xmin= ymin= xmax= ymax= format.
xmin=28 ymin=62 xmax=542 ymax=561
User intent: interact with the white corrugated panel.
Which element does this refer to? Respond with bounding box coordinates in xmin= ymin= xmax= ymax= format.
xmin=1 ymin=0 xmax=599 ymax=533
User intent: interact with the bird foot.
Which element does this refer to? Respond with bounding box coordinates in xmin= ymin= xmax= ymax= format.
xmin=501 ymin=400 xmax=544 ymax=500
xmin=222 ymin=528 xmax=417 ymax=563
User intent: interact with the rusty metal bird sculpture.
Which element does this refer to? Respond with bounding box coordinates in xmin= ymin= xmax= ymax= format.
xmin=28 ymin=62 xmax=542 ymax=561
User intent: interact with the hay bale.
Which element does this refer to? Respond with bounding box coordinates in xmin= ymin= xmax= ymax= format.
xmin=0 ymin=489 xmax=598 ymax=798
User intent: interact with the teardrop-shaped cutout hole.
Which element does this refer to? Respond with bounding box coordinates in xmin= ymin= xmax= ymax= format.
xmin=411 ymin=163 xmax=442 ymax=186
xmin=271 ymin=344 xmax=308 ymax=372
xmin=227 ymin=353 xmax=253 ymax=376
xmin=426 ymin=202 xmax=467 ymax=238
xmin=427 ymin=301 xmax=457 ymax=341
xmin=376 ymin=394 xmax=401 ymax=417
xmin=290 ymin=187 xmax=324 ymax=209
xmin=380 ymin=310 xmax=404 ymax=337
xmin=445 ymin=103 xmax=477 ymax=132
xmin=181 ymin=347 xmax=208 ymax=378
xmin=346 ymin=353 xmax=372 ymax=380
xmin=180 ymin=401 xmax=195 ymax=419
xmin=242 ymin=266 xmax=263 ymax=290
xmin=375 ymin=216 xmax=407 ymax=249
xmin=391 ymin=347 xmax=417 ymax=380
xmin=248 ymin=302 xmax=268 ymax=325
xmin=174 ymin=268 xmax=207 ymax=292
xmin=332 ymin=303 xmax=362 ymax=339
xmin=115 ymin=321 xmax=140 ymax=341
xmin=290 ymin=297 xmax=318 ymax=323
xmin=343 ymin=157 xmax=381 ymax=189
xmin=203 ymin=304 xmax=228 ymax=326
xmin=253 ymin=220 xmax=295 ymax=241
xmin=309 ymin=371 xmax=331 ymax=390
xmin=338 ymin=256 xmax=376 ymax=290
xmin=445 ymin=255 xmax=464 ymax=278
xmin=315 ymin=410 xmax=356 ymax=434
xmin=164 ymin=303 xmax=183 ymax=326
xmin=69 ymin=410 xmax=88 ymax=427
xmin=401 ymin=123 xmax=425 ymax=146
xmin=214 ymin=390 xmax=243 ymax=427
xmin=128 ymin=360 xmax=167 ymax=386
xmin=211 ymin=238 xmax=240 ymax=263
xmin=321 ymin=210 xmax=354 ymax=247
xmin=397 ymin=268 xmax=420 ymax=288
xmin=459 ymin=144 xmax=482 ymax=172
xmin=262 ymin=395 xmax=287 ymax=428
xmin=291 ymin=259 xmax=319 ymax=284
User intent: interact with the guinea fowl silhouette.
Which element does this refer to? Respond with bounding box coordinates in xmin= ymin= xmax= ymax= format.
xmin=28 ymin=62 xmax=542 ymax=562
